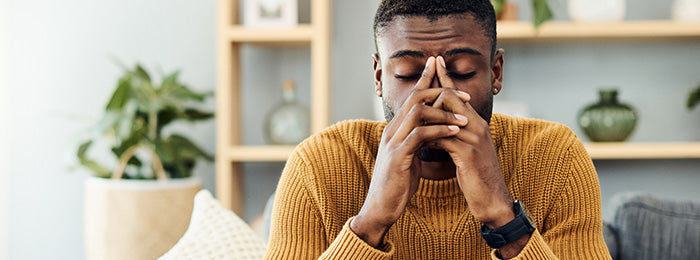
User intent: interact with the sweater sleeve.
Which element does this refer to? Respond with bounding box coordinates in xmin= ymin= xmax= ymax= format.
xmin=319 ymin=217 xmax=394 ymax=259
xmin=491 ymin=140 xmax=612 ymax=260
xmin=264 ymin=152 xmax=329 ymax=259
xmin=264 ymin=150 xmax=394 ymax=259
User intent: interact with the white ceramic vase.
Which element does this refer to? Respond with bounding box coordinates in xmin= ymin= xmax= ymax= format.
xmin=672 ymin=0 xmax=700 ymax=21
xmin=568 ymin=0 xmax=626 ymax=22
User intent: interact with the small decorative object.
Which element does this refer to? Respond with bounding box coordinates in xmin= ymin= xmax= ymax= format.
xmin=264 ymin=80 xmax=310 ymax=145
xmin=578 ymin=89 xmax=637 ymax=142
xmin=568 ymin=0 xmax=626 ymax=22
xmin=77 ymin=63 xmax=214 ymax=259
xmin=673 ymin=0 xmax=700 ymax=22
xmin=492 ymin=0 xmax=552 ymax=27
xmin=244 ymin=0 xmax=298 ymax=28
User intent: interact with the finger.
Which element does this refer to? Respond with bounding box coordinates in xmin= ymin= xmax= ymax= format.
xmin=400 ymin=125 xmax=461 ymax=154
xmin=392 ymin=103 xmax=468 ymax=142
xmin=382 ymin=87 xmax=443 ymax=138
xmin=415 ymin=56 xmax=436 ymax=91
xmin=432 ymin=88 xmax=471 ymax=110
xmin=436 ymin=56 xmax=456 ymax=89
xmin=394 ymin=88 xmax=446 ymax=121
xmin=433 ymin=89 xmax=471 ymax=117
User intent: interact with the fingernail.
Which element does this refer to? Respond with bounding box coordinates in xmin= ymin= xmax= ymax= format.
xmin=448 ymin=125 xmax=459 ymax=131
xmin=426 ymin=57 xmax=434 ymax=67
xmin=457 ymin=91 xmax=470 ymax=100
xmin=455 ymin=114 xmax=468 ymax=123
xmin=438 ymin=56 xmax=446 ymax=68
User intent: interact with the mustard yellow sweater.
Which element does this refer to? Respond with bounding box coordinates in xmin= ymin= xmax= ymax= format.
xmin=265 ymin=113 xmax=611 ymax=259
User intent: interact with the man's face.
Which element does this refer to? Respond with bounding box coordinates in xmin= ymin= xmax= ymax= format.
xmin=374 ymin=14 xmax=503 ymax=125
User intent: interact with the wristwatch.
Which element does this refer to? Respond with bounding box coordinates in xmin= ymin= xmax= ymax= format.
xmin=480 ymin=200 xmax=536 ymax=248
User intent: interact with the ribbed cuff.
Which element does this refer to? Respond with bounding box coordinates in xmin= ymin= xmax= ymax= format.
xmin=490 ymin=229 xmax=558 ymax=260
xmin=319 ymin=217 xmax=394 ymax=260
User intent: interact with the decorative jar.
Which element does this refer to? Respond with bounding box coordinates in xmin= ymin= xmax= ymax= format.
xmin=578 ymin=89 xmax=637 ymax=142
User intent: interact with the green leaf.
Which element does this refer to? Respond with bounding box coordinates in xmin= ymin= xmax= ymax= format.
xmin=491 ymin=0 xmax=505 ymax=15
xmin=111 ymin=130 xmax=147 ymax=167
xmin=106 ymin=78 xmax=133 ymax=111
xmin=532 ymin=0 xmax=553 ymax=28
xmin=133 ymin=64 xmax=152 ymax=84
xmin=688 ymin=83 xmax=700 ymax=110
xmin=183 ymin=109 xmax=214 ymax=121
xmin=168 ymin=134 xmax=214 ymax=161
xmin=161 ymin=70 xmax=181 ymax=88
xmin=77 ymin=141 xmax=111 ymax=178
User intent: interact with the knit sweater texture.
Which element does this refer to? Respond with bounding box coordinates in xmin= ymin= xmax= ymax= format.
xmin=264 ymin=113 xmax=612 ymax=259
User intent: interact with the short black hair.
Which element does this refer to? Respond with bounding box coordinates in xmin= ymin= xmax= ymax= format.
xmin=373 ymin=0 xmax=497 ymax=59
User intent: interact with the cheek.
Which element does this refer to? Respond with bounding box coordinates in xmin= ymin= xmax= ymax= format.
xmin=381 ymin=73 xmax=414 ymax=107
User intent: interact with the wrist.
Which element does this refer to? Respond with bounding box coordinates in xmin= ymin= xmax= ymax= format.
xmin=349 ymin=214 xmax=392 ymax=248
xmin=479 ymin=201 xmax=516 ymax=229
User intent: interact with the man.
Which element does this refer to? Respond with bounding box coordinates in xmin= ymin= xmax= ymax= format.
xmin=265 ymin=0 xmax=611 ymax=259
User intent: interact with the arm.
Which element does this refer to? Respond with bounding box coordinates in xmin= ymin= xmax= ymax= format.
xmin=511 ymin=141 xmax=611 ymax=259
xmin=264 ymin=144 xmax=396 ymax=259
xmin=429 ymin=55 xmax=609 ymax=259
xmin=264 ymin=153 xmax=329 ymax=259
xmin=490 ymin=140 xmax=611 ymax=260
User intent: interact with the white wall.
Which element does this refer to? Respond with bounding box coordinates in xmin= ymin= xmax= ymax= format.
xmin=3 ymin=0 xmax=216 ymax=259
xmin=1 ymin=0 xmax=11 ymax=258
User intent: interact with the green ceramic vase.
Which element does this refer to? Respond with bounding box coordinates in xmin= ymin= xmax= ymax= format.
xmin=577 ymin=89 xmax=637 ymax=142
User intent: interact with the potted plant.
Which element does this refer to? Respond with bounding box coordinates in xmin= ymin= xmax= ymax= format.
xmin=491 ymin=0 xmax=553 ymax=27
xmin=77 ymin=63 xmax=214 ymax=260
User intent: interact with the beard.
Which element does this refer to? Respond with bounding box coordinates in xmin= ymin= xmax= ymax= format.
xmin=381 ymin=94 xmax=493 ymax=162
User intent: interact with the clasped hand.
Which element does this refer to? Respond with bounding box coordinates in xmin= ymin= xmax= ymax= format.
xmin=350 ymin=56 xmax=514 ymax=248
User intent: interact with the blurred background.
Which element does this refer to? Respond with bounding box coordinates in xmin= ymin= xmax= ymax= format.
xmin=1 ymin=0 xmax=699 ymax=259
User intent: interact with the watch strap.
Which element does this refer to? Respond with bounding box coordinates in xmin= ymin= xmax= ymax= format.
xmin=480 ymin=200 xmax=536 ymax=248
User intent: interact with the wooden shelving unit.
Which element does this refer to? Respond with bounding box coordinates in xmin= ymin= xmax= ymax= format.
xmin=216 ymin=14 xmax=700 ymax=213
xmin=497 ymin=20 xmax=700 ymax=41
xmin=216 ymin=0 xmax=330 ymax=214
xmin=585 ymin=142 xmax=700 ymax=160
xmin=225 ymin=146 xmax=295 ymax=162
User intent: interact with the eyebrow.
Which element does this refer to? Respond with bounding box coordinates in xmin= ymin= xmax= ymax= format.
xmin=388 ymin=47 xmax=483 ymax=59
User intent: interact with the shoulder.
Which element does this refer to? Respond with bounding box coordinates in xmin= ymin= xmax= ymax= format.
xmin=283 ymin=120 xmax=385 ymax=230
xmin=293 ymin=119 xmax=385 ymax=163
xmin=491 ymin=113 xmax=581 ymax=153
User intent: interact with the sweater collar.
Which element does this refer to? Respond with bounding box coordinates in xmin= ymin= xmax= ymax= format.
xmin=415 ymin=177 xmax=461 ymax=198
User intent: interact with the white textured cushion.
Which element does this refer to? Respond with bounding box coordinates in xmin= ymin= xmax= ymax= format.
xmin=159 ymin=190 xmax=267 ymax=260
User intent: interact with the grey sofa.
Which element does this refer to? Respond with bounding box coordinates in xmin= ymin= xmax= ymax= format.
xmin=603 ymin=192 xmax=700 ymax=260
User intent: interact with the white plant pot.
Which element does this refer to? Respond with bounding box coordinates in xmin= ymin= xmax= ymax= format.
xmin=672 ymin=0 xmax=700 ymax=21
xmin=84 ymin=176 xmax=201 ymax=260
xmin=569 ymin=0 xmax=626 ymax=22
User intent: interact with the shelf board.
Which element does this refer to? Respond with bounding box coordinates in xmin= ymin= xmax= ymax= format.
xmin=223 ymin=142 xmax=700 ymax=162
xmin=226 ymin=145 xmax=296 ymax=162
xmin=585 ymin=142 xmax=700 ymax=159
xmin=227 ymin=25 xmax=314 ymax=43
xmin=497 ymin=20 xmax=700 ymax=41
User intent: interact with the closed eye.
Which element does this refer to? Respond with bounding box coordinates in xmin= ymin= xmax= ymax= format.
xmin=394 ymin=74 xmax=421 ymax=81
xmin=448 ymin=71 xmax=476 ymax=80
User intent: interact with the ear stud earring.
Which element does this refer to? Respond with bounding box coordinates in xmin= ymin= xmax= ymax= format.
xmin=376 ymin=90 xmax=383 ymax=97
xmin=493 ymin=88 xmax=500 ymax=95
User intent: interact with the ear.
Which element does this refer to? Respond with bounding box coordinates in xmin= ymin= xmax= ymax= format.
xmin=372 ymin=53 xmax=382 ymax=94
xmin=491 ymin=48 xmax=504 ymax=95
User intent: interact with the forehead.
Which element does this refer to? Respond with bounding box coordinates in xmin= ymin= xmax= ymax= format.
xmin=376 ymin=14 xmax=490 ymax=58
